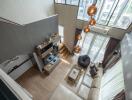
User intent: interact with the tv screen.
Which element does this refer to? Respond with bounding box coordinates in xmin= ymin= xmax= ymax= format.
xmin=41 ymin=43 xmax=53 ymax=53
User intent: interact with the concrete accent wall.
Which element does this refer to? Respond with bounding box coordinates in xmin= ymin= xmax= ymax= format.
xmin=0 ymin=15 xmax=58 ymax=63
xmin=121 ymin=32 xmax=132 ymax=100
xmin=0 ymin=0 xmax=55 ymax=25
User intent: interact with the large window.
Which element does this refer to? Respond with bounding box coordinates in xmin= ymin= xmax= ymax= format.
xmin=77 ymin=0 xmax=94 ymax=20
xmin=55 ymin=0 xmax=80 ymax=6
xmin=55 ymin=0 xmax=65 ymax=4
xmin=66 ymin=0 xmax=80 ymax=5
xmin=97 ymin=0 xmax=119 ymax=25
xmin=77 ymin=0 xmax=132 ymax=29
xmin=77 ymin=31 xmax=109 ymax=63
xmin=88 ymin=34 xmax=109 ymax=62
xmin=113 ymin=0 xmax=132 ymax=29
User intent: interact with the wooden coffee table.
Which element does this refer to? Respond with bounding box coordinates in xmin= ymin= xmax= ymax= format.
xmin=68 ymin=67 xmax=80 ymax=82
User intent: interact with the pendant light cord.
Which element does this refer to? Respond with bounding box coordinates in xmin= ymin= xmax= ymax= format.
xmin=93 ymin=0 xmax=97 ymax=5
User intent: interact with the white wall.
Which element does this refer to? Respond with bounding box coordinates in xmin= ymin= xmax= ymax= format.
xmin=0 ymin=0 xmax=55 ymax=25
xmin=55 ymin=4 xmax=78 ymax=52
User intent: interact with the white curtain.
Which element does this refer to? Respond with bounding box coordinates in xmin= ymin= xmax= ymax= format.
xmin=99 ymin=59 xmax=125 ymax=100
xmin=77 ymin=31 xmax=109 ymax=63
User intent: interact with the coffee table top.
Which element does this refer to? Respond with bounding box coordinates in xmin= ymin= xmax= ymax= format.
xmin=68 ymin=68 xmax=80 ymax=80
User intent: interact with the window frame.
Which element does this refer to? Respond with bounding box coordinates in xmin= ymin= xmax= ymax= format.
xmin=54 ymin=0 xmax=66 ymax=4
xmin=97 ymin=0 xmax=119 ymax=26
xmin=77 ymin=0 xmax=132 ymax=29
xmin=107 ymin=0 xmax=129 ymax=27
xmin=66 ymin=0 xmax=80 ymax=6
xmin=54 ymin=0 xmax=81 ymax=6
xmin=111 ymin=0 xmax=132 ymax=29
xmin=86 ymin=33 xmax=109 ymax=63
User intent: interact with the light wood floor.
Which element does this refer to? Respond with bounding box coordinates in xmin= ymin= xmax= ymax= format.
xmin=16 ymin=55 xmax=84 ymax=100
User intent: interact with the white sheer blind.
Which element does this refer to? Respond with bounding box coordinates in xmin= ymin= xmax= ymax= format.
xmin=99 ymin=59 xmax=125 ymax=100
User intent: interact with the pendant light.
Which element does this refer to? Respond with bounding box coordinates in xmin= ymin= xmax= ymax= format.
xmin=74 ymin=45 xmax=81 ymax=53
xmin=74 ymin=0 xmax=97 ymax=54
xmin=87 ymin=4 xmax=97 ymax=16
xmin=76 ymin=34 xmax=82 ymax=40
xmin=83 ymin=0 xmax=97 ymax=33
xmin=89 ymin=17 xmax=96 ymax=25
xmin=84 ymin=26 xmax=90 ymax=33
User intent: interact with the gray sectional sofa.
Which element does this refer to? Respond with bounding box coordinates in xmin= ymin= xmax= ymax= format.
xmin=50 ymin=64 xmax=103 ymax=100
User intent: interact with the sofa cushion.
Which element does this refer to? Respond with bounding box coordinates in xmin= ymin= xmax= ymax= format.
xmin=78 ymin=84 xmax=90 ymax=100
xmin=88 ymin=88 xmax=100 ymax=100
xmin=96 ymin=67 xmax=103 ymax=78
xmin=91 ymin=67 xmax=103 ymax=88
xmin=82 ymin=74 xmax=93 ymax=87
xmin=91 ymin=77 xmax=101 ymax=88
xmin=50 ymin=84 xmax=82 ymax=100
xmin=90 ymin=66 xmax=98 ymax=78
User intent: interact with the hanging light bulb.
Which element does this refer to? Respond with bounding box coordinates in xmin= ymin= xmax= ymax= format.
xmin=76 ymin=34 xmax=82 ymax=40
xmin=74 ymin=45 xmax=81 ymax=53
xmin=83 ymin=1 xmax=97 ymax=34
xmin=84 ymin=26 xmax=90 ymax=33
xmin=87 ymin=4 xmax=97 ymax=16
xmin=89 ymin=17 xmax=96 ymax=25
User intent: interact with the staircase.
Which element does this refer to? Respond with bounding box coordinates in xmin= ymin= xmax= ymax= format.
xmin=59 ymin=43 xmax=72 ymax=59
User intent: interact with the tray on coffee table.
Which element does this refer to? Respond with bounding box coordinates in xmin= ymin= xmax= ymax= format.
xmin=68 ymin=65 xmax=81 ymax=82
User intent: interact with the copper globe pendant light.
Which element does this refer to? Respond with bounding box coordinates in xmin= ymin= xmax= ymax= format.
xmin=84 ymin=26 xmax=90 ymax=33
xmin=74 ymin=34 xmax=82 ymax=53
xmin=76 ymin=34 xmax=82 ymax=40
xmin=89 ymin=17 xmax=96 ymax=25
xmin=74 ymin=0 xmax=97 ymax=54
xmin=74 ymin=45 xmax=81 ymax=53
xmin=87 ymin=4 xmax=97 ymax=16
xmin=83 ymin=0 xmax=97 ymax=33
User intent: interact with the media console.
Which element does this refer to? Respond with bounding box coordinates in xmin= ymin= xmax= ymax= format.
xmin=33 ymin=34 xmax=61 ymax=73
